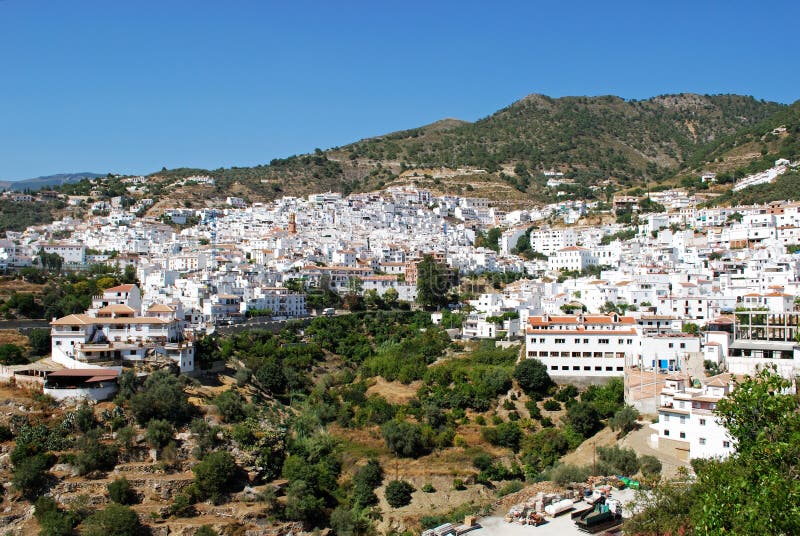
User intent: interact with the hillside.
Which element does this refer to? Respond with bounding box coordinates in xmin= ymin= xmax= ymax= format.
xmin=0 ymin=172 xmax=104 ymax=192
xmin=31 ymin=94 xmax=798 ymax=214
xmin=153 ymin=93 xmax=782 ymax=208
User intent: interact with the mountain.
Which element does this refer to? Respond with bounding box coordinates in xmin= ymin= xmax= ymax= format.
xmin=146 ymin=93 xmax=785 ymax=209
xmin=0 ymin=172 xmax=104 ymax=192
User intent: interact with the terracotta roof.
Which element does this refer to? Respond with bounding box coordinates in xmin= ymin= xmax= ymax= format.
xmin=97 ymin=304 xmax=137 ymax=315
xmin=147 ymin=304 xmax=175 ymax=313
xmin=104 ymin=284 xmax=136 ymax=293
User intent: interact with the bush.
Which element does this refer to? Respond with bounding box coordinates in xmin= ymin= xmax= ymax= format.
xmin=542 ymin=399 xmax=561 ymax=411
xmin=193 ymin=451 xmax=239 ymax=504
xmin=639 ymin=455 xmax=662 ymax=478
xmin=107 ymin=477 xmax=135 ymax=505
xmin=381 ymin=420 xmax=430 ymax=458
xmin=554 ymin=384 xmax=579 ymax=402
xmin=74 ymin=436 xmax=118 ymax=476
xmin=550 ymin=464 xmax=591 ymax=486
xmin=214 ymin=390 xmax=248 ymax=423
xmin=481 ymin=421 xmax=523 ymax=452
xmin=34 ymin=496 xmax=78 ymax=536
xmin=525 ymin=400 xmax=542 ymax=420
xmin=452 ymin=478 xmax=466 ymax=490
xmin=513 ymin=359 xmax=553 ymax=399
xmin=80 ymin=503 xmax=141 ymax=536
xmin=565 ymin=401 xmax=602 ymax=438
xmin=496 ymin=480 xmax=524 ymax=497
xmin=145 ymin=419 xmax=174 ymax=449
xmin=385 ymin=479 xmax=415 ymax=508
xmin=422 ymin=483 xmax=436 ymax=493
xmin=129 ymin=371 xmax=192 ymax=426
xmin=610 ymin=405 xmax=640 ymax=437
xmin=597 ymin=445 xmax=640 ymax=476
xmin=13 ymin=452 xmax=54 ymax=498
xmin=195 ymin=527 xmax=218 ymax=536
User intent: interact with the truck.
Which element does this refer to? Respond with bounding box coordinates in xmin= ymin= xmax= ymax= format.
xmin=322 ymin=308 xmax=336 ymax=316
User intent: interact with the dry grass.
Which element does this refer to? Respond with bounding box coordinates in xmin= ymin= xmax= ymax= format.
xmin=366 ymin=377 xmax=421 ymax=405
xmin=0 ymin=329 xmax=30 ymax=347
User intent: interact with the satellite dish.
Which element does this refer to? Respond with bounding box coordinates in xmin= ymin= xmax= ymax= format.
xmin=692 ymin=378 xmax=702 ymax=389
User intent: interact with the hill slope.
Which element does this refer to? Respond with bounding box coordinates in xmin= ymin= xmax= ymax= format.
xmin=149 ymin=93 xmax=784 ymax=207
xmin=0 ymin=172 xmax=104 ymax=191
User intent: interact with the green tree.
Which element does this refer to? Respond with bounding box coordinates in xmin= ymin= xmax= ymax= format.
xmin=145 ymin=418 xmax=174 ymax=449
xmin=193 ymin=451 xmax=239 ymax=504
xmin=129 ymin=370 xmax=192 ymax=425
xmin=416 ymin=255 xmax=452 ymax=309
xmin=383 ymin=287 xmax=399 ymax=308
xmin=381 ymin=420 xmax=429 ymax=458
xmin=565 ymin=401 xmax=602 ymax=438
xmin=80 ymin=503 xmax=141 ymax=536
xmin=13 ymin=452 xmax=54 ymax=499
xmin=107 ymin=477 xmax=136 ymax=505
xmin=513 ymin=358 xmax=553 ymax=399
xmin=385 ymin=480 xmax=415 ymax=508
xmin=609 ymin=405 xmax=640 ymax=437
xmin=0 ymin=343 xmax=27 ymax=365
xmin=27 ymin=328 xmax=52 ymax=356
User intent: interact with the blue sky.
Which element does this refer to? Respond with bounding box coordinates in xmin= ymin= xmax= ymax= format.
xmin=1 ymin=0 xmax=798 ymax=180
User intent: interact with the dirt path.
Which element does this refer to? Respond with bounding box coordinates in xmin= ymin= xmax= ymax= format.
xmin=619 ymin=421 xmax=690 ymax=479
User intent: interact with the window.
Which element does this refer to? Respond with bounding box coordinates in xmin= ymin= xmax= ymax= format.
xmin=555 ymin=338 xmax=565 ymax=344
xmin=606 ymin=366 xmax=613 ymax=371
xmin=680 ymin=432 xmax=686 ymax=439
xmin=562 ymin=366 xmax=570 ymax=370
xmin=617 ymin=367 xmax=624 ymax=371
xmin=599 ymin=338 xmax=609 ymax=344
xmin=583 ymin=338 xmax=589 ymax=344
xmin=551 ymin=366 xmax=558 ymax=370
xmin=594 ymin=366 xmax=601 ymax=371
xmin=668 ymin=343 xmax=674 ymax=348
xmin=680 ymin=343 xmax=686 ymax=349
xmin=575 ymin=338 xmax=581 ymax=344
xmin=584 ymin=366 xmax=590 ymax=370
xmin=723 ymin=441 xmax=731 ymax=448
xmin=699 ymin=438 xmax=706 ymax=445
xmin=699 ymin=419 xmax=706 ymax=426
xmin=664 ymin=430 xmax=670 ymax=436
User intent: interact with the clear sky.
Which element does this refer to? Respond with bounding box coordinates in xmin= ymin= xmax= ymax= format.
xmin=1 ymin=0 xmax=798 ymax=180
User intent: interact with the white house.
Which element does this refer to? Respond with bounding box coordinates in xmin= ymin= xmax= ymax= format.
xmin=652 ymin=374 xmax=735 ymax=461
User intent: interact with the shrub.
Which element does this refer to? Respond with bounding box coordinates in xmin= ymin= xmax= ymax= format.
xmin=80 ymin=504 xmax=141 ymax=536
xmin=195 ymin=526 xmax=217 ymax=536
xmin=452 ymin=478 xmax=466 ymax=490
xmin=542 ymin=399 xmax=561 ymax=411
xmin=381 ymin=420 xmax=429 ymax=458
xmin=610 ymin=405 xmax=640 ymax=437
xmin=525 ymin=400 xmax=542 ymax=420
xmin=193 ymin=451 xmax=239 ymax=504
xmin=129 ymin=371 xmax=192 ymax=425
xmin=597 ymin=445 xmax=640 ymax=476
xmin=639 ymin=455 xmax=663 ymax=478
xmin=481 ymin=421 xmax=523 ymax=452
xmin=145 ymin=419 xmax=174 ymax=449
xmin=551 ymin=464 xmax=591 ymax=486
xmin=13 ymin=452 xmax=54 ymax=498
xmin=214 ymin=390 xmax=248 ymax=423
xmin=554 ymin=384 xmax=579 ymax=402
xmin=385 ymin=479 xmax=415 ymax=508
xmin=107 ymin=477 xmax=135 ymax=505
xmin=496 ymin=480 xmax=524 ymax=497
xmin=422 ymin=483 xmax=436 ymax=493
xmin=75 ymin=436 xmax=118 ymax=476
xmin=565 ymin=401 xmax=602 ymax=438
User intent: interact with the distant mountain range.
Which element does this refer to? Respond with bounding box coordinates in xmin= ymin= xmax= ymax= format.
xmin=0 ymin=172 xmax=104 ymax=192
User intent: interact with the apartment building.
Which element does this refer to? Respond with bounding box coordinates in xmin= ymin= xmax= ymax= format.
xmin=525 ymin=313 xmax=637 ymax=380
